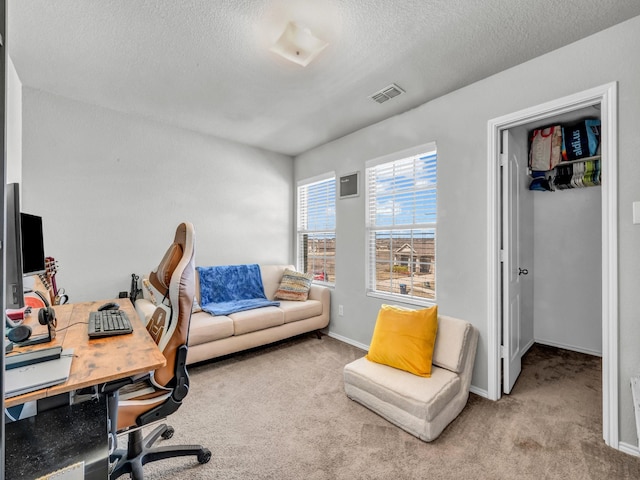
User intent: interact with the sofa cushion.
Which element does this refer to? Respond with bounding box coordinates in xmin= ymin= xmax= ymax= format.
xmin=366 ymin=304 xmax=438 ymax=377
xmin=343 ymin=357 xmax=461 ymax=422
xmin=230 ymin=306 xmax=284 ymax=335
xmin=432 ymin=315 xmax=474 ymax=374
xmin=274 ymin=269 xmax=314 ymax=301
xmin=278 ymin=300 xmax=323 ymax=324
xmin=188 ymin=311 xmax=234 ymax=346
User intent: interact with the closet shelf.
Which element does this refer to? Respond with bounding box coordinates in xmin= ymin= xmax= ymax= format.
xmin=528 ymin=155 xmax=601 ymax=177
xmin=528 ymin=155 xmax=601 ymax=191
xmin=556 ymin=154 xmax=601 ymax=165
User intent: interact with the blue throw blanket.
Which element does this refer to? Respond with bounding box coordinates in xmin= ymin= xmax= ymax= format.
xmin=197 ymin=264 xmax=280 ymax=316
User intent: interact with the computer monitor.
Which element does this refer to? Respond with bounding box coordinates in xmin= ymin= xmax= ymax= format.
xmin=4 ymin=183 xmax=47 ymax=309
xmin=20 ymin=213 xmax=45 ymax=276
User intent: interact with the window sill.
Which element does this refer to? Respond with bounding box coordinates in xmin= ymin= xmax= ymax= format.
xmin=366 ymin=291 xmax=436 ymax=308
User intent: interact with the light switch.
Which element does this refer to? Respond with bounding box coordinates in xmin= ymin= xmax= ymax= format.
xmin=634 ymin=202 xmax=640 ymax=225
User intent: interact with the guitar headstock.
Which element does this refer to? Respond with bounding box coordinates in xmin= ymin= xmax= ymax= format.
xmin=45 ymin=256 xmax=58 ymax=276
xmin=38 ymin=272 xmax=51 ymax=290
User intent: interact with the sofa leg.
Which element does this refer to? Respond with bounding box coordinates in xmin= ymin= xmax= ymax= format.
xmin=315 ymin=330 xmax=323 ymax=339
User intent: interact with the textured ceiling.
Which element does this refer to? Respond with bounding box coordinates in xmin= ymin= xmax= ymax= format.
xmin=8 ymin=1 xmax=640 ymax=156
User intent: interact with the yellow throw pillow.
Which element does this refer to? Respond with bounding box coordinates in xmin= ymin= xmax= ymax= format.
xmin=366 ymin=304 xmax=438 ymax=377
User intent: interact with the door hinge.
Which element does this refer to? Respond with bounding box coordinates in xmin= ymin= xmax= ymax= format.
xmin=500 ymin=345 xmax=506 ymax=358
xmin=499 ymin=153 xmax=506 ymax=167
xmin=499 ymin=249 xmax=505 ymax=262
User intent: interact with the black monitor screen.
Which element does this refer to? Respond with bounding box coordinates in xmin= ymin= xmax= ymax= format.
xmin=20 ymin=213 xmax=46 ymax=275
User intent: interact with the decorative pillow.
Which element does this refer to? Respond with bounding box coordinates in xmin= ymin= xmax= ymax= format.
xmin=274 ymin=269 xmax=314 ymax=301
xmin=366 ymin=304 xmax=438 ymax=377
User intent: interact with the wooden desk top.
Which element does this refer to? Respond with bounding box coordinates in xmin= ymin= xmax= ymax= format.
xmin=5 ymin=299 xmax=166 ymax=408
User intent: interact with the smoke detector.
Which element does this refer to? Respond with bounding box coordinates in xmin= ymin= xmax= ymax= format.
xmin=370 ymin=84 xmax=405 ymax=104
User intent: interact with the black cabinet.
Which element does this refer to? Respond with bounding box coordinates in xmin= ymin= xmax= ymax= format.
xmin=5 ymin=396 xmax=108 ymax=479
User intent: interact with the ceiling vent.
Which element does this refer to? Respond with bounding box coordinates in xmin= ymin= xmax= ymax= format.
xmin=370 ymin=84 xmax=405 ymax=104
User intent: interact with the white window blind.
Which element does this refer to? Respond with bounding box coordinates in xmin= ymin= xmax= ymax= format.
xmin=297 ymin=174 xmax=336 ymax=284
xmin=366 ymin=146 xmax=437 ymax=301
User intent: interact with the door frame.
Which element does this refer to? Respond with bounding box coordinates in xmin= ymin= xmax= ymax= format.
xmin=486 ymin=82 xmax=618 ymax=447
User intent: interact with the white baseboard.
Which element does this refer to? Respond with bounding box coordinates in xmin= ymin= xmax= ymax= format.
xmin=327 ymin=331 xmax=368 ymax=352
xmin=534 ymin=338 xmax=602 ymax=357
xmin=618 ymin=441 xmax=640 ymax=457
xmin=469 ymin=385 xmax=489 ymax=398
xmin=522 ymin=338 xmax=535 ymax=355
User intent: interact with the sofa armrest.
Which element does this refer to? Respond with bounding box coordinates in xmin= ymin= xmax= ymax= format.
xmin=308 ymin=284 xmax=330 ymax=313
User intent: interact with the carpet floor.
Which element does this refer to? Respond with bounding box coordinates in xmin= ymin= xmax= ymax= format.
xmin=134 ymin=334 xmax=640 ymax=479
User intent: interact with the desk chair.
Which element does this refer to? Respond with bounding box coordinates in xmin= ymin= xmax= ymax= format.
xmin=108 ymin=222 xmax=210 ymax=479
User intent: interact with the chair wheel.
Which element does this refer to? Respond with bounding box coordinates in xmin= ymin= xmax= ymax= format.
xmin=198 ymin=449 xmax=212 ymax=464
xmin=161 ymin=426 xmax=175 ymax=439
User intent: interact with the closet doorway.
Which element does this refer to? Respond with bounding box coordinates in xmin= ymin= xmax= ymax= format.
xmin=487 ymin=83 xmax=618 ymax=448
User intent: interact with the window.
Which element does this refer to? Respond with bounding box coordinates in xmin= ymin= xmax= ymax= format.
xmin=297 ymin=174 xmax=336 ymax=285
xmin=366 ymin=144 xmax=437 ymax=302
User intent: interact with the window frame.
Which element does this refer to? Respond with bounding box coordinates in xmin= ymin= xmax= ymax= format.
xmin=365 ymin=142 xmax=437 ymax=305
xmin=296 ymin=172 xmax=336 ymax=286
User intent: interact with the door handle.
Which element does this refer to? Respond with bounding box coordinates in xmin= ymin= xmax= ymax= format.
xmin=518 ymin=268 xmax=528 ymax=276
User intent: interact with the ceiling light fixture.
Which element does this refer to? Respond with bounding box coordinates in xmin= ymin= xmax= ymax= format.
xmin=270 ymin=22 xmax=328 ymax=67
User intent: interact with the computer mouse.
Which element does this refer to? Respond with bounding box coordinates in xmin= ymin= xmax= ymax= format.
xmin=97 ymin=302 xmax=120 ymax=311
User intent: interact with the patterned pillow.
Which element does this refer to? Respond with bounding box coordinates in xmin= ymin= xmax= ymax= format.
xmin=274 ymin=269 xmax=314 ymax=301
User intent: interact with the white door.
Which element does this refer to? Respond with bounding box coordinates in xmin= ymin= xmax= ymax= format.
xmin=501 ymin=129 xmax=526 ymax=394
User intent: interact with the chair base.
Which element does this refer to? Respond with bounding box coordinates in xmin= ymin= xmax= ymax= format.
xmin=110 ymin=423 xmax=211 ymax=480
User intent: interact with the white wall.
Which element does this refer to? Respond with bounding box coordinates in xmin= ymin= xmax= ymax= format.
xmin=21 ymin=88 xmax=294 ymax=302
xmin=6 ymin=56 xmax=21 ymax=184
xmin=533 ymin=186 xmax=602 ymax=355
xmin=295 ymin=15 xmax=640 ymax=446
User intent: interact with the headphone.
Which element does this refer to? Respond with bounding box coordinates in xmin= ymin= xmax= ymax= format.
xmin=7 ymin=292 xmax=57 ymax=344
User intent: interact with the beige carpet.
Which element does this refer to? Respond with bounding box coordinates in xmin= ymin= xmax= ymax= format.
xmin=137 ymin=334 xmax=640 ymax=480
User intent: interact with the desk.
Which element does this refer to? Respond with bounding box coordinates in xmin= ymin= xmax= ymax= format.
xmin=5 ymin=298 xmax=166 ymax=408
xmin=5 ymin=298 xmax=166 ymax=478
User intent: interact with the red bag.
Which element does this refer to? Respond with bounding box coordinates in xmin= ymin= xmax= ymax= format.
xmin=529 ymin=126 xmax=562 ymax=171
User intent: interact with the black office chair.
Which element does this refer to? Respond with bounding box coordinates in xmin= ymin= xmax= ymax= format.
xmin=107 ymin=222 xmax=210 ymax=479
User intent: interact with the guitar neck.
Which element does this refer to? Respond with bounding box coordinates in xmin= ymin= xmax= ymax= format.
xmin=45 ymin=256 xmax=59 ymax=299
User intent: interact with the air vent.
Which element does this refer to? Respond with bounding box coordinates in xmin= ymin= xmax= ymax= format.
xmin=370 ymin=83 xmax=405 ymax=104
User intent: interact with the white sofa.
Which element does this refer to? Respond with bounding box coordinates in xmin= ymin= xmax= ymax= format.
xmin=343 ymin=315 xmax=478 ymax=442
xmin=184 ymin=264 xmax=330 ymax=365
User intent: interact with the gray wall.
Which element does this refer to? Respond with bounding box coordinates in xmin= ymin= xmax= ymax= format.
xmin=295 ymin=15 xmax=640 ymax=446
xmin=21 ymin=88 xmax=294 ymax=303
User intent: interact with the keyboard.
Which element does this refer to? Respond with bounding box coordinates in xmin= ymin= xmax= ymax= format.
xmin=88 ymin=310 xmax=133 ymax=338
